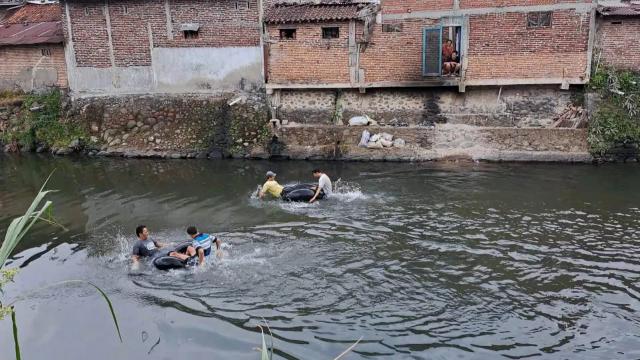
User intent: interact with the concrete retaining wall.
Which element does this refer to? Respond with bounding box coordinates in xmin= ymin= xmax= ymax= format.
xmin=274 ymin=124 xmax=591 ymax=162
xmin=273 ymin=86 xmax=580 ymax=127
xmin=67 ymin=46 xmax=262 ymax=96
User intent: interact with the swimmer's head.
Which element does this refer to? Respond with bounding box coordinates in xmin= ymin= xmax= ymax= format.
xmin=136 ymin=225 xmax=148 ymax=240
xmin=266 ymin=170 xmax=276 ymax=180
xmin=187 ymin=226 xmax=198 ymax=238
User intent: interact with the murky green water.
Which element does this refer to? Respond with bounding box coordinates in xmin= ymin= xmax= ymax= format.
xmin=1 ymin=155 xmax=640 ymax=359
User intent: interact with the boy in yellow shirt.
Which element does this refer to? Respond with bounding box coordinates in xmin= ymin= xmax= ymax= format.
xmin=259 ymin=171 xmax=284 ymax=199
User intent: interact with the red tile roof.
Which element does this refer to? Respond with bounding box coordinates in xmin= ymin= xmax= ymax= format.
xmin=597 ymin=4 xmax=640 ymax=17
xmin=3 ymin=3 xmax=61 ymax=24
xmin=265 ymin=3 xmax=364 ymax=24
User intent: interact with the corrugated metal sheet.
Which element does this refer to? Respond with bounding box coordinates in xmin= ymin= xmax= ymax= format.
xmin=0 ymin=20 xmax=63 ymax=45
xmin=2 ymin=3 xmax=61 ymax=24
xmin=265 ymin=3 xmax=363 ymax=24
xmin=597 ymin=4 xmax=640 ymax=16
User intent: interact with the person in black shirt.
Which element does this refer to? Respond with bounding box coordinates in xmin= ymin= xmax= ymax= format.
xmin=132 ymin=225 xmax=195 ymax=266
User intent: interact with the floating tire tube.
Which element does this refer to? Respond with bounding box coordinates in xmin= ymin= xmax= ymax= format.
xmin=281 ymin=183 xmax=324 ymax=202
xmin=152 ymin=242 xmax=192 ymax=271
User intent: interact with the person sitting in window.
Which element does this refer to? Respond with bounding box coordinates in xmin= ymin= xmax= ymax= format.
xmin=443 ymin=51 xmax=461 ymax=76
xmin=442 ymin=39 xmax=454 ymax=63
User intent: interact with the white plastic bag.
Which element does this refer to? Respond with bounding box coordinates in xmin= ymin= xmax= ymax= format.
xmin=349 ymin=116 xmax=370 ymax=126
xmin=358 ymin=130 xmax=371 ymax=147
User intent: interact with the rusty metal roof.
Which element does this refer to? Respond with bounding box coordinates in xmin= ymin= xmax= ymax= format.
xmin=0 ymin=21 xmax=63 ymax=45
xmin=2 ymin=3 xmax=61 ymax=24
xmin=265 ymin=3 xmax=364 ymax=24
xmin=0 ymin=3 xmax=62 ymax=45
xmin=597 ymin=4 xmax=640 ymax=16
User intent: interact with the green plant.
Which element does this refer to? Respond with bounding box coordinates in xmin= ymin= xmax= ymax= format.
xmin=1 ymin=174 xmax=122 ymax=360
xmin=587 ymin=67 xmax=640 ymax=157
xmin=2 ymin=90 xmax=87 ymax=150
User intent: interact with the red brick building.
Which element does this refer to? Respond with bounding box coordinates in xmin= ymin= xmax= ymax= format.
xmin=0 ymin=3 xmax=67 ymax=91
xmin=596 ymin=2 xmax=640 ymax=72
xmin=61 ymin=0 xmax=263 ymax=95
xmin=265 ymin=0 xmax=596 ymax=92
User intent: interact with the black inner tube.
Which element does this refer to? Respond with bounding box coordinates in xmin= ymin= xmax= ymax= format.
xmin=152 ymin=242 xmax=192 ymax=271
xmin=281 ymin=183 xmax=324 ymax=202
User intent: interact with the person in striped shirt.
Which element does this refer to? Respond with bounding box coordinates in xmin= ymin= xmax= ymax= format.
xmin=187 ymin=226 xmax=222 ymax=266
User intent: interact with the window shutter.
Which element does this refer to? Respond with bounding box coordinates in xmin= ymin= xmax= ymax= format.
xmin=422 ymin=27 xmax=442 ymax=76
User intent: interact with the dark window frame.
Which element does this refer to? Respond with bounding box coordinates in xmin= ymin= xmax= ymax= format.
xmin=279 ymin=28 xmax=297 ymax=40
xmin=321 ymin=26 xmax=340 ymax=39
xmin=382 ymin=23 xmax=403 ymax=33
xmin=527 ymin=11 xmax=553 ymax=29
xmin=41 ymin=48 xmax=51 ymax=57
xmin=183 ymin=30 xmax=199 ymax=39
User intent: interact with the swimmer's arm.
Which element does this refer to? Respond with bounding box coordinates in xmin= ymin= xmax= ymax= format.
xmin=258 ymin=183 xmax=268 ymax=199
xmin=309 ymin=186 xmax=321 ymax=203
xmin=153 ymin=240 xmax=164 ymax=248
xmin=215 ymin=237 xmax=223 ymax=258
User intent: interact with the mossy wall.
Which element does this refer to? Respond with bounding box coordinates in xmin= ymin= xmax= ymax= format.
xmin=1 ymin=91 xmax=271 ymax=157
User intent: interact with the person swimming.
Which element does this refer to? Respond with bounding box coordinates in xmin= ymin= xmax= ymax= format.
xmin=309 ymin=169 xmax=332 ymax=203
xmin=187 ymin=225 xmax=222 ymax=266
xmin=258 ymin=170 xmax=284 ymax=199
xmin=131 ymin=225 xmax=195 ymax=266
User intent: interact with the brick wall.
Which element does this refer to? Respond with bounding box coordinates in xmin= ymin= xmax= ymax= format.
xmin=0 ymin=45 xmax=67 ymax=89
xmin=382 ymin=0 xmax=593 ymax=14
xmin=465 ymin=9 xmax=590 ymax=80
xmin=267 ymin=22 xmax=351 ymax=83
xmin=597 ymin=16 xmax=640 ymax=72
xmin=267 ymin=6 xmax=592 ymax=85
xmin=64 ymin=0 xmax=260 ymax=68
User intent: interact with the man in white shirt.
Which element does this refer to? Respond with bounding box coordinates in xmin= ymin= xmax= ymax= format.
xmin=310 ymin=168 xmax=332 ymax=203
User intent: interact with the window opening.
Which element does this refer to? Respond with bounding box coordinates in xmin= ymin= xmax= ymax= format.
xmin=235 ymin=1 xmax=249 ymax=10
xmin=322 ymin=27 xmax=339 ymax=39
xmin=279 ymin=28 xmax=296 ymax=40
xmin=611 ymin=21 xmax=623 ymax=25
xmin=422 ymin=25 xmax=462 ymax=77
xmin=180 ymin=23 xmax=200 ymax=39
xmin=122 ymin=5 xmax=129 ymax=15
xmin=382 ymin=23 xmax=403 ymax=33
xmin=41 ymin=48 xmax=51 ymax=56
xmin=183 ymin=30 xmax=198 ymax=39
xmin=527 ymin=11 xmax=552 ymax=28
xmin=84 ymin=7 xmax=90 ymax=16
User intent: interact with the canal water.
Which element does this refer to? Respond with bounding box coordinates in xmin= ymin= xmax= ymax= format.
xmin=1 ymin=155 xmax=640 ymax=359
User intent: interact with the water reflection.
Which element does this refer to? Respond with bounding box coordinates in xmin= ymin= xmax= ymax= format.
xmin=1 ymin=155 xmax=640 ymax=359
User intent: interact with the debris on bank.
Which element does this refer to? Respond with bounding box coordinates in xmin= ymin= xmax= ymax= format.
xmin=347 ymin=116 xmax=407 ymax=149
xmin=551 ymin=106 xmax=588 ymax=129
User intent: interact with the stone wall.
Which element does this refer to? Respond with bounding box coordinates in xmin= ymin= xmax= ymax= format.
xmin=274 ymin=86 xmax=579 ymax=127
xmin=65 ymin=92 xmax=270 ymax=158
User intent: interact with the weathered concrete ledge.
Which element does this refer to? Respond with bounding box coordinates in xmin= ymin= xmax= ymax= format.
xmin=273 ymin=124 xmax=592 ymax=162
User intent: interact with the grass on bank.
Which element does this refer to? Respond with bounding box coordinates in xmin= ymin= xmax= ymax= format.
xmin=1 ymin=90 xmax=86 ymax=151
xmin=588 ymin=67 xmax=640 ymax=157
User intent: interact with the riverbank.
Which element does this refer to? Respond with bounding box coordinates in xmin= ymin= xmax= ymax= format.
xmin=0 ymin=89 xmax=621 ymax=163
